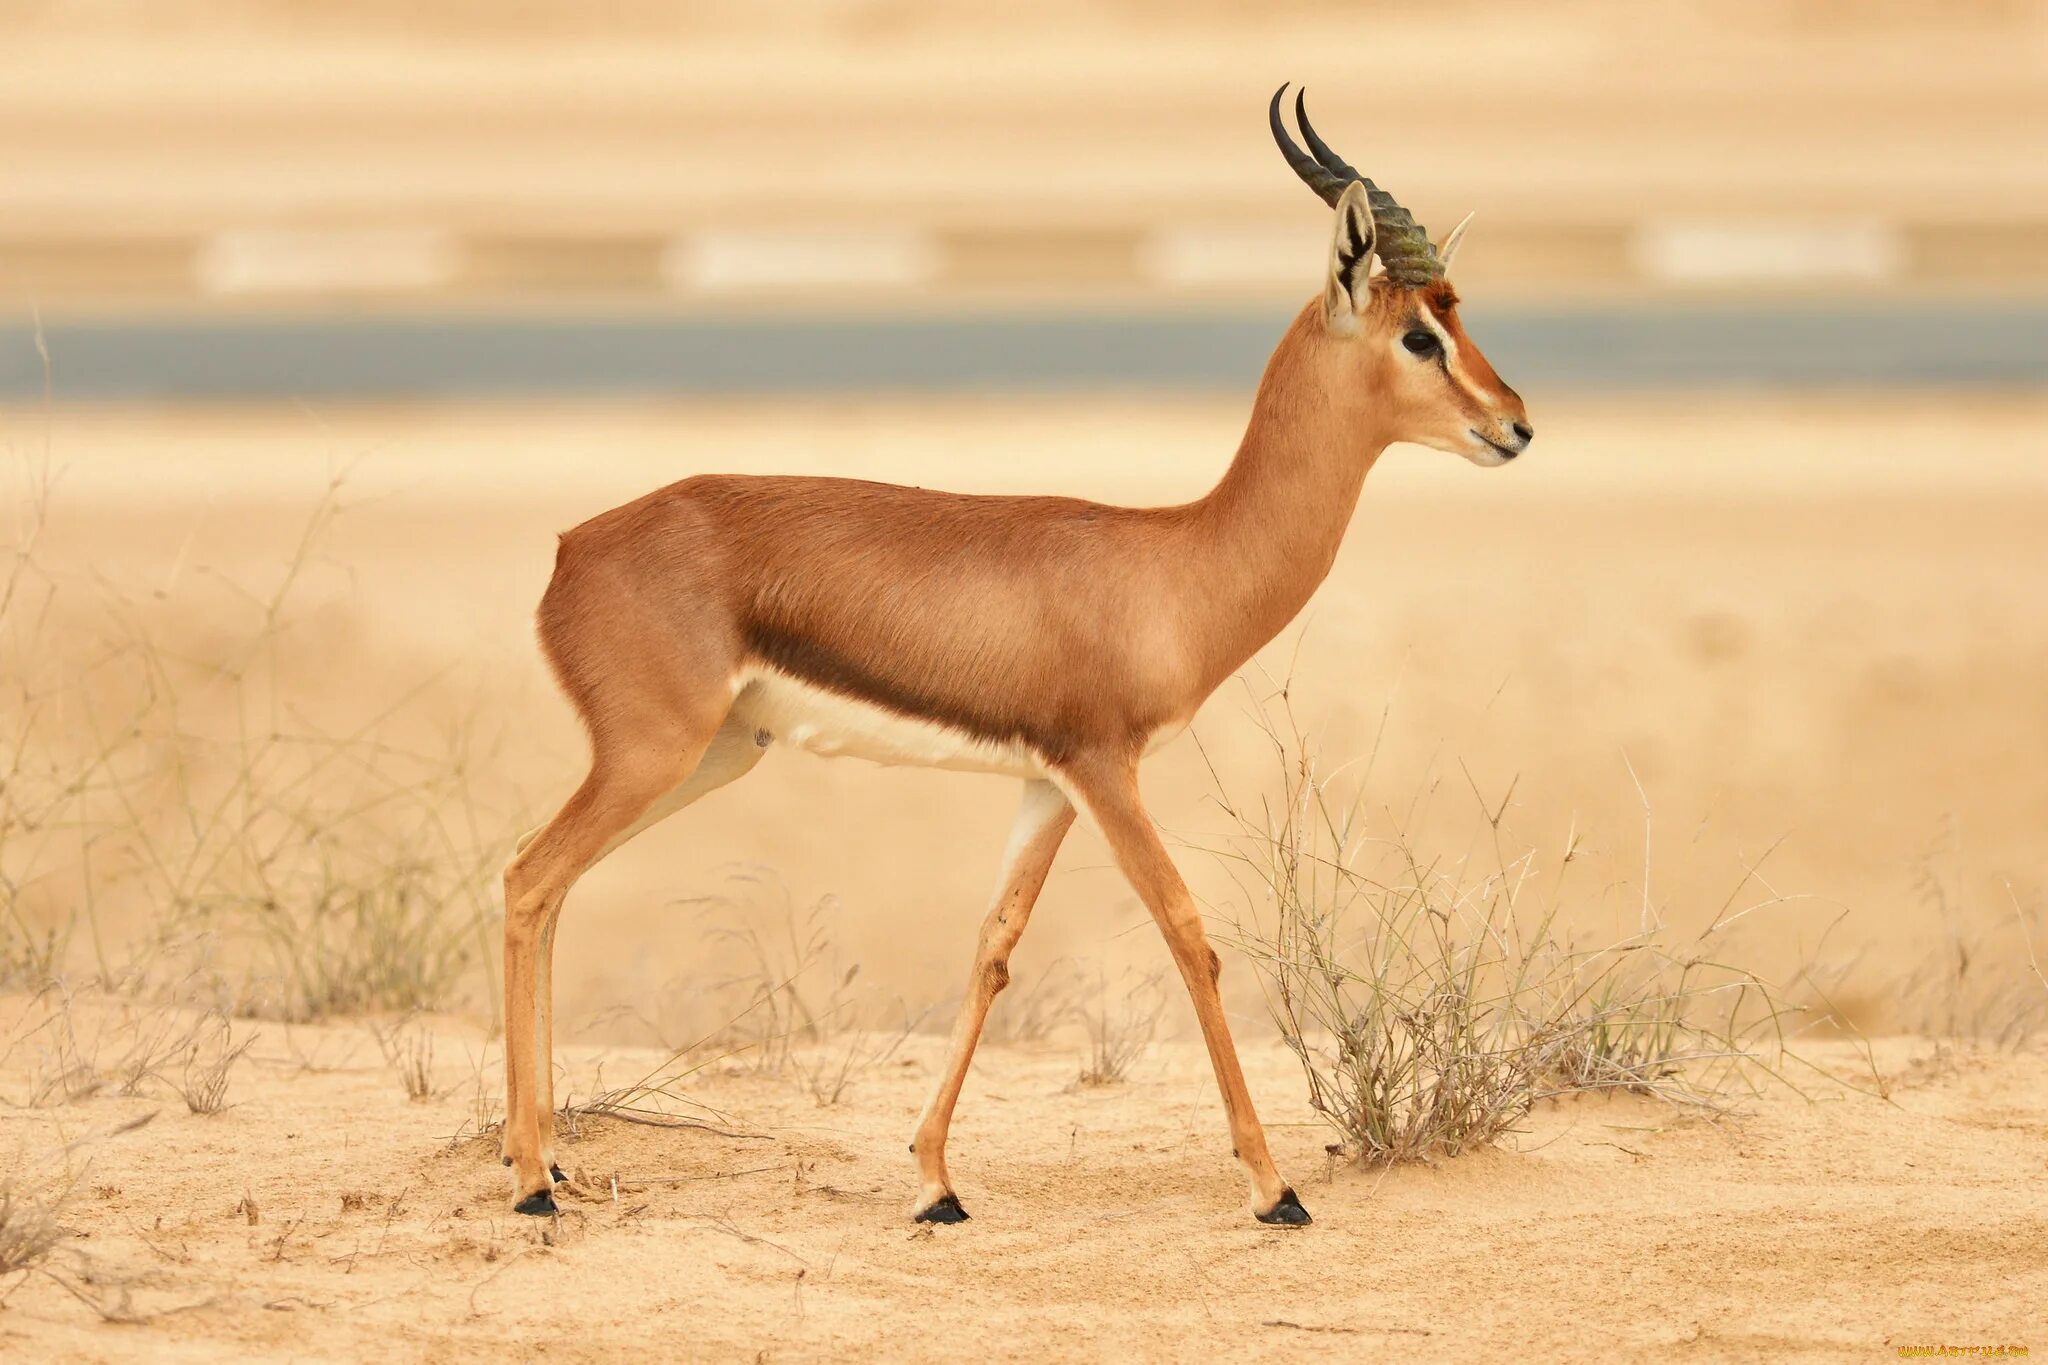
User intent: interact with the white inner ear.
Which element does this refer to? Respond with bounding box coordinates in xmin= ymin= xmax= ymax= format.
xmin=1437 ymin=211 xmax=1475 ymax=274
xmin=1324 ymin=184 xmax=1376 ymax=333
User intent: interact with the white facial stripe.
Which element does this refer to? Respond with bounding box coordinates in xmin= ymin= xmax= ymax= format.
xmin=1414 ymin=298 xmax=1492 ymax=409
xmin=1414 ymin=298 xmax=1456 ymax=361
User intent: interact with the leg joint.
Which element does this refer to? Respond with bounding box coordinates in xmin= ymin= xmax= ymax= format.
xmin=502 ymin=864 xmax=552 ymax=931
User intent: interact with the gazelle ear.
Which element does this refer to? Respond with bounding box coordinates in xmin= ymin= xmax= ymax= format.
xmin=1323 ymin=180 xmax=1376 ymax=333
xmin=1437 ymin=211 xmax=1475 ymax=275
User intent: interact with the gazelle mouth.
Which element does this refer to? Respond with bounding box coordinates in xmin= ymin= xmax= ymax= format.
xmin=1470 ymin=431 xmax=1523 ymax=462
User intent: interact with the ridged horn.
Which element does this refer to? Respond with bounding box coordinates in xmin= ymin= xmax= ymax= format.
xmin=1269 ymin=84 xmax=1443 ymax=289
xmin=1268 ymin=85 xmax=1353 ymax=205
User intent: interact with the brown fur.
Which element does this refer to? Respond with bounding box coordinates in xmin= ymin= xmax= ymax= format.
xmin=498 ymin=256 xmax=1530 ymax=1222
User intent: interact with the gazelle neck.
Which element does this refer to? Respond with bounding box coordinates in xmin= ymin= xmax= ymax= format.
xmin=1182 ymin=302 xmax=1392 ymax=682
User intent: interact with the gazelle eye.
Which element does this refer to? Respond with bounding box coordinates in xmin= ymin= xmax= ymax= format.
xmin=1402 ymin=329 xmax=1440 ymax=356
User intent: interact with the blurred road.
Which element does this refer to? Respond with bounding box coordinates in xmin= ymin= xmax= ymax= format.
xmin=4 ymin=303 xmax=2045 ymax=400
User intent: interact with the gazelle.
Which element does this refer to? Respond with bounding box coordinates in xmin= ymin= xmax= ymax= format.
xmin=500 ymin=86 xmax=1531 ymax=1225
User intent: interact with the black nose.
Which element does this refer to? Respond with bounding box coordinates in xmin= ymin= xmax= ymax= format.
xmin=1511 ymin=421 xmax=1535 ymax=444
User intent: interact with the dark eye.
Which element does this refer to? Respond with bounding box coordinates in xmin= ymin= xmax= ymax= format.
xmin=1402 ymin=329 xmax=1439 ymax=356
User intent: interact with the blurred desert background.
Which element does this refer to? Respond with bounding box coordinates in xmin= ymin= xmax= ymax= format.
xmin=2 ymin=2 xmax=2046 ymax=1360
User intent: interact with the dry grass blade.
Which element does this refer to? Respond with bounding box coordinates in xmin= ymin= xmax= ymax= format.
xmin=1890 ymin=842 xmax=2048 ymax=1047
xmin=560 ymin=1045 xmax=745 ymax=1135
xmin=1 ymin=457 xmax=520 ymax=1022
xmin=165 ymin=1015 xmax=255 ymax=1115
xmin=796 ymin=1016 xmax=925 ymax=1108
xmin=398 ymin=1030 xmax=436 ymax=1102
xmin=1203 ymin=677 xmax=1789 ymax=1166
xmin=644 ymin=868 xmax=924 ymax=1106
xmin=981 ymin=956 xmax=1088 ymax=1046
xmin=110 ymin=1006 xmax=209 ymax=1098
xmin=1077 ymin=967 xmax=1165 ymax=1086
xmin=366 ymin=1014 xmax=440 ymax=1101
xmin=0 ymin=1182 xmax=64 ymax=1279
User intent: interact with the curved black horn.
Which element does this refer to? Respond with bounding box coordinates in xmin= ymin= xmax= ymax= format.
xmin=1269 ymin=84 xmax=1353 ymax=207
xmin=1268 ymin=84 xmax=1443 ymax=287
xmin=1294 ymin=89 xmax=1362 ymax=185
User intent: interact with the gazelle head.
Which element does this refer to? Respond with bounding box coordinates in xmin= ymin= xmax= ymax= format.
xmin=1272 ymin=86 xmax=1533 ymax=467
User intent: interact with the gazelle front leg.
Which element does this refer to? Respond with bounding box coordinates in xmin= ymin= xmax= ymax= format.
xmin=910 ymin=778 xmax=1074 ymax=1222
xmin=1061 ymin=754 xmax=1309 ymax=1226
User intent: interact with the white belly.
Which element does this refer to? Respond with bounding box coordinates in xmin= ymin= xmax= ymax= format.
xmin=731 ymin=666 xmax=1047 ymax=779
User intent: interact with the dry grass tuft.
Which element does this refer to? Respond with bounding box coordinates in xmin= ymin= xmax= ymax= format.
xmin=1204 ymin=682 xmax=1789 ymax=1166
xmin=1076 ymin=967 xmax=1165 ymax=1086
xmin=367 ymin=1014 xmax=440 ymax=1102
xmin=559 ymin=1051 xmax=755 ymax=1138
xmin=1897 ymin=841 xmax=2048 ymax=1046
xmin=656 ymin=869 xmax=924 ymax=1106
xmin=166 ymin=1015 xmax=254 ymax=1115
xmin=981 ymin=957 xmax=1089 ymax=1046
xmin=0 ymin=458 xmax=519 ymax=1022
xmin=5 ymin=985 xmax=209 ymax=1108
xmin=0 ymin=1181 xmax=65 ymax=1279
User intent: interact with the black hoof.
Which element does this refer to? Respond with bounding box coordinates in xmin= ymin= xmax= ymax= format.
xmin=549 ymin=1164 xmax=567 ymax=1185
xmin=513 ymin=1189 xmax=558 ymax=1217
xmin=1256 ymin=1188 xmax=1312 ymax=1226
xmin=913 ymin=1193 xmax=970 ymax=1224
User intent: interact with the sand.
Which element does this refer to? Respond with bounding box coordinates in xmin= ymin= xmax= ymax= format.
xmin=4 ymin=391 xmax=2047 ymax=1357
xmin=1 ymin=997 xmax=2042 ymax=1361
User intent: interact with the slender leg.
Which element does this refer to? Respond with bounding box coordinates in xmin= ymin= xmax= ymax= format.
xmin=532 ymin=717 xmax=767 ymax=1181
xmin=501 ymin=728 xmax=724 ymax=1214
xmin=1060 ymin=754 xmax=1309 ymax=1226
xmin=909 ymin=779 xmax=1074 ymax=1222
xmin=534 ymin=913 xmax=565 ymax=1185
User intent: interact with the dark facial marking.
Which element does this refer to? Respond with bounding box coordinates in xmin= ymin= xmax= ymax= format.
xmin=1398 ymin=312 xmax=1451 ymax=375
xmin=1400 ymin=320 xmax=1441 ymax=357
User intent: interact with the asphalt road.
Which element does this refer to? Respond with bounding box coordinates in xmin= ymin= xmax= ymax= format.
xmin=2 ymin=303 xmax=2043 ymax=400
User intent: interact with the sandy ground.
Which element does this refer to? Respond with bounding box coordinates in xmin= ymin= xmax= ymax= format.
xmin=3 ymin=390 xmax=2045 ymax=1357
xmin=1 ymin=999 xmax=2042 ymax=1362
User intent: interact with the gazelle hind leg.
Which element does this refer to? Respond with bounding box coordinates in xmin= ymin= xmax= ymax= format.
xmin=532 ymin=717 xmax=766 ymax=1180
xmin=502 ymin=719 xmax=729 ymax=1214
xmin=910 ymin=779 xmax=1074 ymax=1222
xmin=1060 ymin=755 xmax=1308 ymax=1226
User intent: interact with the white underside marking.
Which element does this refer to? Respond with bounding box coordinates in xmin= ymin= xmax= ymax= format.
xmin=730 ymin=665 xmax=1048 ymax=779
